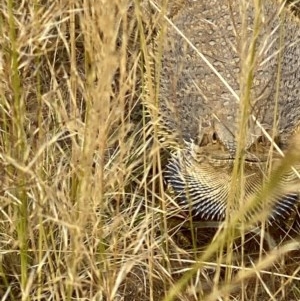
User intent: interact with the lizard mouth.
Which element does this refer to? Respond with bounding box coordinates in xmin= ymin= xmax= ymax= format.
xmin=165 ymin=141 xmax=299 ymax=221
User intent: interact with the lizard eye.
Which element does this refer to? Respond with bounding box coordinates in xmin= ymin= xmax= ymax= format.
xmin=257 ymin=135 xmax=268 ymax=145
xmin=212 ymin=132 xmax=218 ymax=143
xmin=257 ymin=135 xmax=281 ymax=147
xmin=199 ymin=132 xmax=219 ymax=146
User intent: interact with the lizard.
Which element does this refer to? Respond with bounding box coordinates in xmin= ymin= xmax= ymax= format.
xmin=147 ymin=0 xmax=300 ymax=222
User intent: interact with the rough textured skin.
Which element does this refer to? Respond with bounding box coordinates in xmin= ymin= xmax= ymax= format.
xmin=159 ymin=0 xmax=300 ymax=147
xmin=155 ymin=0 xmax=300 ymax=220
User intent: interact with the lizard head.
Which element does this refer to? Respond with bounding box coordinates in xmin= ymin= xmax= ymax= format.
xmin=164 ymin=114 xmax=300 ymax=221
xmin=165 ymin=135 xmax=299 ymax=222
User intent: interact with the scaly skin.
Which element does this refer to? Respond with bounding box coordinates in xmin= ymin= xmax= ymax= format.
xmin=154 ymin=0 xmax=300 ymax=221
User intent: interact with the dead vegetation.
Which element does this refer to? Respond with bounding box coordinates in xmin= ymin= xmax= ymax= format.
xmin=0 ymin=0 xmax=300 ymax=300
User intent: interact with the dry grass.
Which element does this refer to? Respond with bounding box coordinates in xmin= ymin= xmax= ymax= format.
xmin=0 ymin=0 xmax=300 ymax=300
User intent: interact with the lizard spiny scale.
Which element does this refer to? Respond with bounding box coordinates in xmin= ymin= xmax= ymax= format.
xmin=165 ymin=141 xmax=299 ymax=222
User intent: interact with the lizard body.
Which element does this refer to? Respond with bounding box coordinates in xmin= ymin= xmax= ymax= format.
xmin=152 ymin=0 xmax=300 ymax=220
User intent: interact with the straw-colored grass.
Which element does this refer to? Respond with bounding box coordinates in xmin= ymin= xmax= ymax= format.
xmin=0 ymin=0 xmax=300 ymax=300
